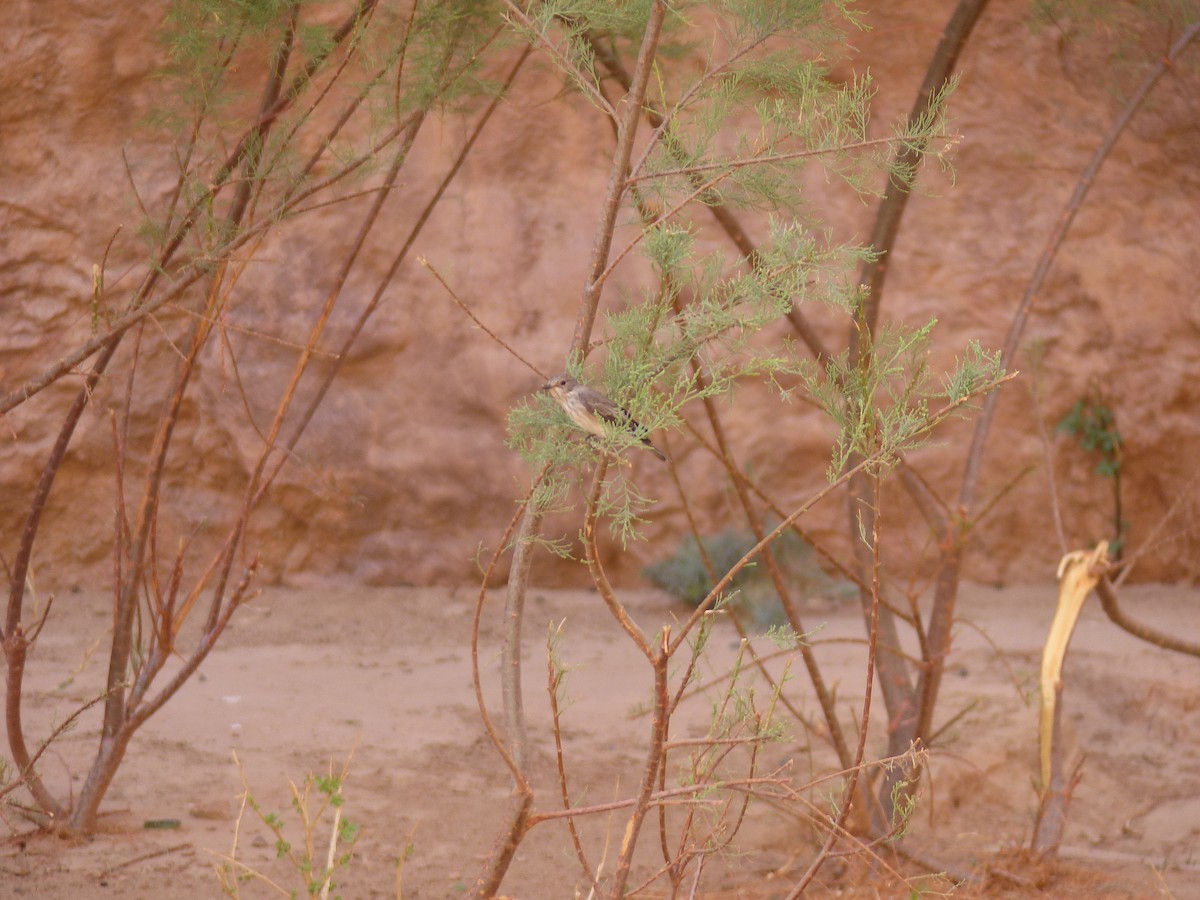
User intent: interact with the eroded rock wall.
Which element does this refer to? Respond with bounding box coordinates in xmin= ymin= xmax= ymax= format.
xmin=2 ymin=2 xmax=1197 ymax=593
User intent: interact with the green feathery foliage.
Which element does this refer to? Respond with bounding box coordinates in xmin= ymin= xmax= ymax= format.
xmin=506 ymin=0 xmax=1003 ymax=549
xmin=145 ymin=0 xmax=503 ymax=266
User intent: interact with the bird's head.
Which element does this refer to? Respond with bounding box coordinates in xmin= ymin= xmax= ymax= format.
xmin=541 ymin=373 xmax=577 ymax=402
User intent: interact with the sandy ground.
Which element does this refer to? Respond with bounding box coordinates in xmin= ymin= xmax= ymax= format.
xmin=2 ymin=580 xmax=1199 ymax=898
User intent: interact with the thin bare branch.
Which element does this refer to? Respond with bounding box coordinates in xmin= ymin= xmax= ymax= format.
xmin=959 ymin=17 xmax=1200 ymax=512
xmin=627 ymin=133 xmax=956 ymax=185
xmin=1095 ymin=577 xmax=1200 ymax=658
xmin=420 ymin=256 xmax=545 ymax=380
xmin=572 ymin=0 xmax=668 ymax=358
xmin=502 ymin=1 xmax=617 ymax=123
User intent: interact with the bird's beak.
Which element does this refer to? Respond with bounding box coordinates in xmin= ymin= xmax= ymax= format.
xmin=538 ymin=381 xmax=551 ymax=392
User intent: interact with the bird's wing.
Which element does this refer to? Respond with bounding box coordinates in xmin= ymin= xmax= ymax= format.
xmin=601 ymin=399 xmax=654 ymax=441
xmin=581 ymin=387 xmax=632 ymax=427
xmin=582 ymin=385 xmax=666 ymax=461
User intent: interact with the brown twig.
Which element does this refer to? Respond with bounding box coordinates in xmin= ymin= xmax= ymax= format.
xmin=587 ymin=31 xmax=833 ymax=363
xmin=502 ymin=1 xmax=617 ymax=123
xmin=4 ymin=337 xmax=117 ymax=821
xmin=835 ymin=0 xmax=993 ymax=825
xmin=583 ymin=460 xmax=653 ymax=658
xmin=625 ymin=134 xmax=957 ymax=185
xmin=467 ymin=473 xmax=541 ymax=898
xmin=257 ymin=29 xmax=517 ymax=502
xmin=611 ymin=641 xmax=669 ymax=897
xmin=787 ymin=475 xmax=887 ymax=896
xmin=854 ymin=0 xmax=990 ymax=341
xmin=545 ymin=622 xmax=599 ymax=893
xmin=1095 ymin=577 xmax=1200 ymax=658
xmin=472 ymin=478 xmax=543 ymax=784
xmin=675 ymin=324 xmax=854 ymax=771
xmin=572 ymin=0 xmax=668 ymax=357
xmin=72 ymin=8 xmax=306 ymax=827
xmin=527 ymin=767 xmax=793 ymax=825
xmin=475 ymin=10 xmax=669 ymax=894
xmin=0 ymin=690 xmax=109 ymax=816
xmin=3 ymin=0 xmax=475 ymax=419
xmin=914 ymin=14 xmax=1200 ymax=781
xmin=668 ymin=374 xmax=1017 ymax=659
xmin=659 ymin=427 xmax=827 ymax=743
xmin=961 ymin=17 xmax=1200 ymax=513
xmin=194 ymin=22 xmax=493 ymax=662
xmin=420 ymin=257 xmax=545 ymax=380
xmin=7 ymin=0 xmax=494 ymax=833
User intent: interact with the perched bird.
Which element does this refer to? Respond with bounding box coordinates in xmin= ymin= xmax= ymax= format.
xmin=540 ymin=373 xmax=667 ymax=462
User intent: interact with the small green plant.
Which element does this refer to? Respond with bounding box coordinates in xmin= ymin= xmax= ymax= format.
xmin=644 ymin=527 xmax=853 ymax=628
xmin=215 ymin=749 xmax=362 ymax=900
xmin=1058 ymin=392 xmax=1126 ymax=558
xmin=643 ymin=529 xmax=762 ymax=607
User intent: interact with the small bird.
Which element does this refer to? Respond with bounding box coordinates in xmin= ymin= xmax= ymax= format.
xmin=540 ymin=373 xmax=667 ymax=462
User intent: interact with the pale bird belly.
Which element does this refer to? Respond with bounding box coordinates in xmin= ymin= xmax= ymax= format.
xmin=564 ymin=397 xmax=608 ymax=438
